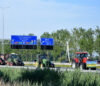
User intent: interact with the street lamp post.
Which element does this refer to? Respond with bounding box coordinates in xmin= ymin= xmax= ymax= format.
xmin=0 ymin=7 xmax=9 ymax=55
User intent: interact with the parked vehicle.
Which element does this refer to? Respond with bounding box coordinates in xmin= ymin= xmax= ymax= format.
xmin=35 ymin=54 xmax=55 ymax=68
xmin=0 ymin=53 xmax=24 ymax=66
xmin=72 ymin=52 xmax=97 ymax=70
xmin=42 ymin=58 xmax=55 ymax=67
xmin=6 ymin=53 xmax=24 ymax=66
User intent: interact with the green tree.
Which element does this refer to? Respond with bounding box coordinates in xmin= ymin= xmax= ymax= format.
xmin=41 ymin=32 xmax=52 ymax=38
xmin=95 ymin=26 xmax=100 ymax=59
xmin=51 ymin=29 xmax=70 ymax=61
xmin=78 ymin=28 xmax=94 ymax=57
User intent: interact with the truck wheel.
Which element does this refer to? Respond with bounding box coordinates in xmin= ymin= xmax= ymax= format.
xmin=72 ymin=62 xmax=76 ymax=69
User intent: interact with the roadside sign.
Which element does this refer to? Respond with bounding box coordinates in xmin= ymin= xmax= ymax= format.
xmin=41 ymin=38 xmax=53 ymax=50
xmin=11 ymin=35 xmax=37 ymax=49
xmin=41 ymin=38 xmax=53 ymax=45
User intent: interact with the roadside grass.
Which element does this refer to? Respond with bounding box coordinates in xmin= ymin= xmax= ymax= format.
xmin=0 ymin=68 xmax=100 ymax=86
xmin=0 ymin=68 xmax=62 ymax=86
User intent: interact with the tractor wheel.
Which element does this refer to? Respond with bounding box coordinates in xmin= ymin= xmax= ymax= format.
xmin=2 ymin=61 xmax=6 ymax=65
xmin=10 ymin=62 xmax=13 ymax=66
xmin=80 ymin=63 xmax=86 ymax=70
xmin=43 ymin=64 xmax=45 ymax=67
xmin=22 ymin=63 xmax=24 ymax=66
xmin=72 ymin=62 xmax=76 ymax=69
xmin=83 ymin=63 xmax=86 ymax=69
xmin=79 ymin=64 xmax=83 ymax=70
xmin=51 ymin=64 xmax=55 ymax=68
xmin=7 ymin=61 xmax=9 ymax=66
xmin=0 ymin=60 xmax=2 ymax=65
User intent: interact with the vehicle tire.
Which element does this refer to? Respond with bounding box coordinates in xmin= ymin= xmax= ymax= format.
xmin=91 ymin=67 xmax=96 ymax=70
xmin=72 ymin=62 xmax=76 ymax=69
xmin=86 ymin=68 xmax=89 ymax=70
xmin=0 ymin=60 xmax=2 ymax=65
xmin=80 ymin=63 xmax=86 ymax=70
xmin=43 ymin=64 xmax=45 ymax=67
xmin=2 ymin=61 xmax=6 ymax=65
xmin=51 ymin=64 xmax=55 ymax=68
xmin=21 ymin=62 xmax=24 ymax=66
xmin=83 ymin=63 xmax=86 ymax=70
xmin=22 ymin=63 xmax=24 ymax=66
xmin=79 ymin=64 xmax=83 ymax=70
xmin=7 ymin=61 xmax=9 ymax=66
xmin=10 ymin=62 xmax=13 ymax=66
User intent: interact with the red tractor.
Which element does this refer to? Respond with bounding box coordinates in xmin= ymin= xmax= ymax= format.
xmin=72 ymin=52 xmax=97 ymax=70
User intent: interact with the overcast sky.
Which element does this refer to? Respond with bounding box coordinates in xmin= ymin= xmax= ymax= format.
xmin=0 ymin=0 xmax=100 ymax=39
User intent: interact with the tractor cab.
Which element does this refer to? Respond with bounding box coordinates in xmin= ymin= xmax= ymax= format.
xmin=6 ymin=53 xmax=24 ymax=66
xmin=76 ymin=52 xmax=88 ymax=62
xmin=35 ymin=54 xmax=55 ymax=68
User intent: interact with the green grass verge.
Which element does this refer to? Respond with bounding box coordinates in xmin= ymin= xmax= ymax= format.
xmin=0 ymin=68 xmax=100 ymax=86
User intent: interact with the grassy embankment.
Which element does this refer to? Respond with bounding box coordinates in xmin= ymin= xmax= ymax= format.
xmin=0 ymin=68 xmax=100 ymax=86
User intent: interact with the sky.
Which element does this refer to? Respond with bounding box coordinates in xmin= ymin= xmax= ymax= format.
xmin=0 ymin=0 xmax=100 ymax=39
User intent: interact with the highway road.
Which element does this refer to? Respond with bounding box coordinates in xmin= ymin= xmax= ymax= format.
xmin=0 ymin=65 xmax=100 ymax=73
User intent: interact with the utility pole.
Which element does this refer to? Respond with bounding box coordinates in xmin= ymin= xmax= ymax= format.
xmin=0 ymin=7 xmax=9 ymax=55
xmin=66 ymin=41 xmax=70 ymax=62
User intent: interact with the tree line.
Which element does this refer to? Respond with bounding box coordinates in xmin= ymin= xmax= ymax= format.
xmin=0 ymin=26 xmax=100 ymax=61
